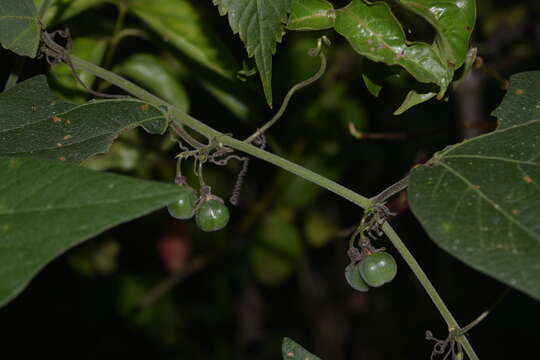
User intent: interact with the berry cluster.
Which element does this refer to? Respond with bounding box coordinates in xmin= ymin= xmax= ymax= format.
xmin=345 ymin=251 xmax=397 ymax=291
xmin=345 ymin=202 xmax=398 ymax=291
xmin=167 ymin=177 xmax=230 ymax=232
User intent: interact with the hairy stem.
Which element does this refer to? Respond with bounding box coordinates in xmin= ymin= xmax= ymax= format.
xmin=70 ymin=55 xmax=479 ymax=360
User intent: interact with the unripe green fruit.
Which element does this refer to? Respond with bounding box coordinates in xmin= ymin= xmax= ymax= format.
xmin=345 ymin=263 xmax=369 ymax=292
xmin=195 ymin=199 xmax=230 ymax=232
xmin=359 ymin=252 xmax=397 ymax=287
xmin=167 ymin=187 xmax=198 ymax=220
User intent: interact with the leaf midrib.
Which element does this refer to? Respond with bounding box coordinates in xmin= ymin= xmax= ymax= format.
xmin=438 ymin=160 xmax=540 ymax=242
xmin=0 ymin=189 xmax=178 ymax=216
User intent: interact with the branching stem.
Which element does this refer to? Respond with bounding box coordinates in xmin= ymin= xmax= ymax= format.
xmin=371 ymin=175 xmax=410 ymax=204
xmin=68 ymin=54 xmax=479 ymax=360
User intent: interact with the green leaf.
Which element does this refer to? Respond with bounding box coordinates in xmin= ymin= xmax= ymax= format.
xmin=249 ymin=211 xmax=302 ymax=286
xmin=396 ymin=0 xmax=476 ymax=68
xmin=35 ymin=0 xmax=108 ymax=26
xmin=0 ymin=76 xmax=168 ymax=163
xmin=334 ymin=0 xmax=452 ymax=92
xmin=287 ymin=0 xmax=335 ymax=31
xmin=341 ymin=0 xmax=475 ymax=112
xmin=393 ymin=90 xmax=436 ymax=115
xmin=360 ymin=59 xmax=397 ymax=98
xmin=362 ymin=73 xmax=383 ymax=97
xmin=0 ymin=0 xmax=40 ymax=57
xmin=114 ymin=53 xmax=190 ymax=112
xmin=0 ymin=156 xmax=187 ymax=308
xmin=213 ymin=0 xmax=293 ymax=107
xmin=127 ymin=0 xmax=237 ymax=79
xmin=409 ymin=72 xmax=540 ymax=301
xmin=49 ymin=37 xmax=107 ymax=103
xmin=282 ymin=338 xmax=322 ymax=360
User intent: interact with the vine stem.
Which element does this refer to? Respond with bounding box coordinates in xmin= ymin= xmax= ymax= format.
xmin=382 ymin=223 xmax=478 ymax=359
xmin=69 ymin=55 xmax=479 ymax=360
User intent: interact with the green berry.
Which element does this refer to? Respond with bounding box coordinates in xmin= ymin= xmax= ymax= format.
xmin=167 ymin=187 xmax=198 ymax=220
xmin=195 ymin=199 xmax=230 ymax=232
xmin=359 ymin=252 xmax=397 ymax=287
xmin=345 ymin=263 xmax=370 ymax=292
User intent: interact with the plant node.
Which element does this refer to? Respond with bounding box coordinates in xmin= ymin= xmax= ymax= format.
xmin=39 ymin=27 xmax=125 ymax=99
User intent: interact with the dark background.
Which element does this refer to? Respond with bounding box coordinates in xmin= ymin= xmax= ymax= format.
xmin=1 ymin=0 xmax=540 ymax=359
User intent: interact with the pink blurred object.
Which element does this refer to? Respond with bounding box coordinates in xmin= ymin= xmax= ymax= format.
xmin=157 ymin=223 xmax=191 ymax=272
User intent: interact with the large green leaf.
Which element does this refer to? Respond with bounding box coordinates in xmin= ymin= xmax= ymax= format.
xmin=282 ymin=338 xmax=322 ymax=360
xmin=114 ymin=53 xmax=190 ymax=112
xmin=287 ymin=0 xmax=335 ymax=31
xmin=335 ymin=0 xmax=452 ymax=94
xmin=0 ymin=76 xmax=168 ymax=163
xmin=0 ymin=0 xmax=40 ymax=57
xmin=213 ymin=0 xmax=293 ymax=107
xmin=397 ymin=0 xmax=476 ymax=68
xmin=409 ymin=72 xmax=540 ymax=301
xmin=127 ymin=0 xmax=236 ymax=79
xmin=0 ymin=157 xmax=188 ymax=308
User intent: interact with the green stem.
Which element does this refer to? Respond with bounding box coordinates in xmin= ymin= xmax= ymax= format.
xmin=244 ymin=52 xmax=327 ymax=143
xmin=3 ymin=59 xmax=26 ymax=91
xmin=382 ymin=223 xmax=478 ymax=359
xmin=103 ymin=2 xmax=128 ymax=69
xmin=69 ymin=55 xmax=479 ymax=360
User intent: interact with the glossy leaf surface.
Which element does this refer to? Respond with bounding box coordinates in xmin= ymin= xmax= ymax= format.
xmin=0 ymin=76 xmax=167 ymax=163
xmin=213 ymin=0 xmax=293 ymax=107
xmin=397 ymin=0 xmax=476 ymax=68
xmin=334 ymin=0 xmax=475 ymax=112
xmin=335 ymin=0 xmax=452 ymax=93
xmin=287 ymin=0 xmax=335 ymax=31
xmin=0 ymin=157 xmax=188 ymax=307
xmin=409 ymin=72 xmax=540 ymax=300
